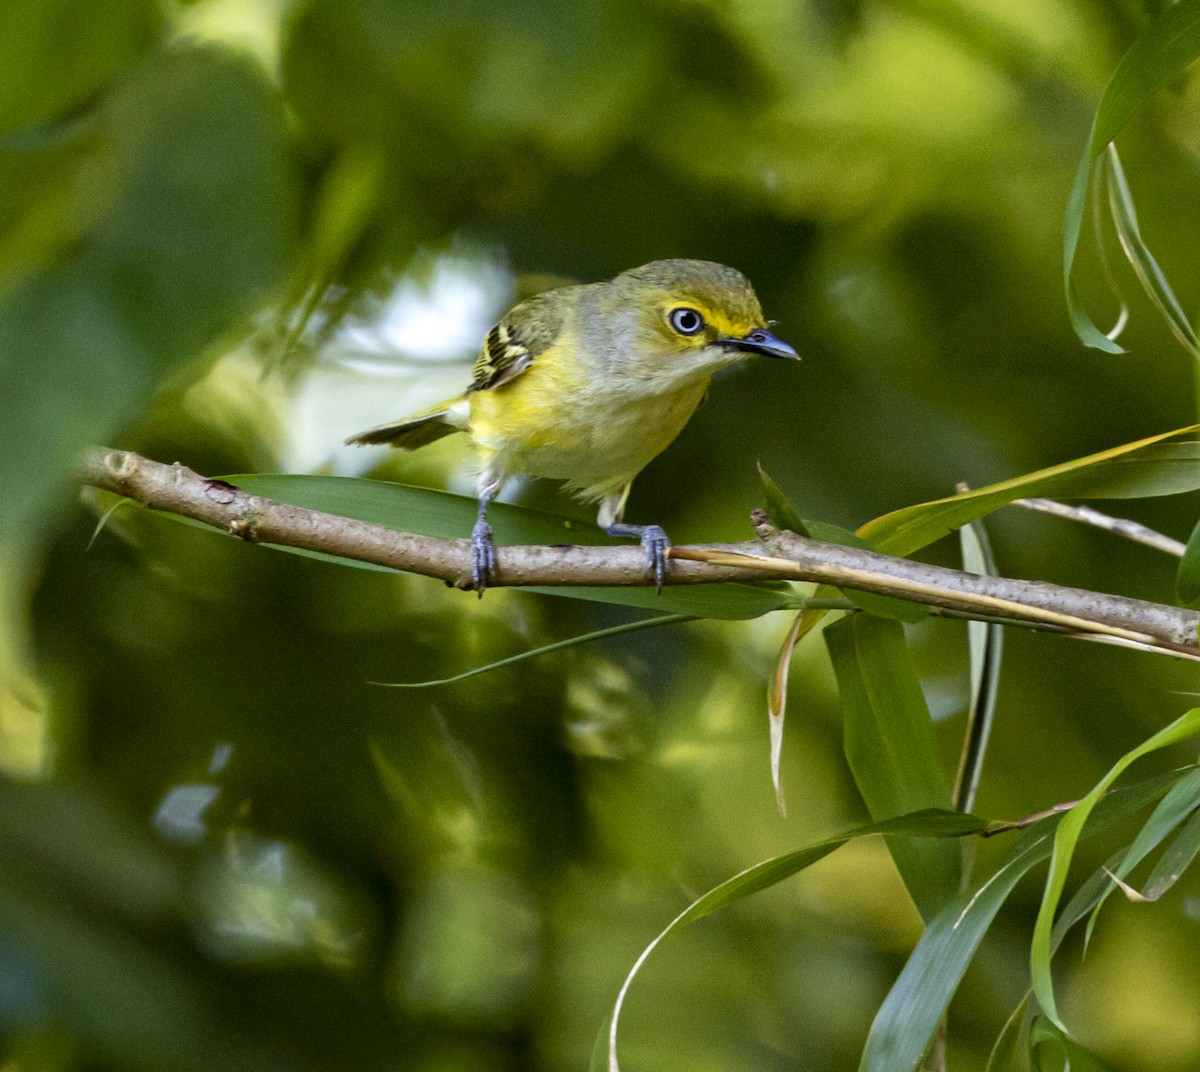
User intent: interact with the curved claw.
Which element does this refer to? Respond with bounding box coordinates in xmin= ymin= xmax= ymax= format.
xmin=604 ymin=521 xmax=671 ymax=593
xmin=639 ymin=524 xmax=670 ymax=594
xmin=471 ymin=518 xmax=496 ymax=593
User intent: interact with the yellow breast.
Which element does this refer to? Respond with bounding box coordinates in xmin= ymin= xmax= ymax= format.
xmin=468 ymin=347 xmax=710 ymax=503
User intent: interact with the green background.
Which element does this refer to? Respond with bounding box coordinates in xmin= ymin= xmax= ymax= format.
xmin=3 ymin=1 xmax=1200 ymax=1069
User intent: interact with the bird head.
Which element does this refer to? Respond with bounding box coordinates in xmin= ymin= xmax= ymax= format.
xmin=601 ymin=259 xmax=798 ymax=383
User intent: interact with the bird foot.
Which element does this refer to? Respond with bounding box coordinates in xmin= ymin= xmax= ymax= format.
xmin=605 ymin=522 xmax=670 ymax=593
xmin=471 ymin=518 xmax=496 ymax=594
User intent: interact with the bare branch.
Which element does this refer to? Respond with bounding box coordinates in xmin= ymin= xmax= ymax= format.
xmin=1014 ymin=497 xmax=1187 ymax=557
xmin=79 ymin=448 xmax=1200 ymax=657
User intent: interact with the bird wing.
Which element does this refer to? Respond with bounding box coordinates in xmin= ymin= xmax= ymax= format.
xmin=469 ymin=290 xmax=565 ymax=392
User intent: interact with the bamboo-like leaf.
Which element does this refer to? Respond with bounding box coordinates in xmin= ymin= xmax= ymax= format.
xmin=1176 ymin=514 xmax=1200 ymax=607
xmin=606 ymin=809 xmax=985 ymax=1072
xmin=1031 ymin=708 xmax=1200 ymax=1030
xmin=766 ymin=611 xmax=805 ymax=817
xmin=955 ymin=515 xmax=1003 ymax=816
xmin=1083 ymin=766 xmax=1200 ymax=942
xmin=826 ymin=615 xmax=959 ymax=919
xmin=1142 ymin=804 xmax=1200 ymax=901
xmin=985 ymin=1001 xmax=1028 ymax=1072
xmin=1062 ymin=0 xmax=1200 ymax=352
xmin=757 ymin=462 xmax=808 ymax=536
xmin=860 ymin=771 xmax=1180 ymax=1072
xmin=1028 ymin=1017 xmax=1117 ymax=1071
xmin=859 ymin=428 xmax=1200 ymax=558
xmin=1103 ymin=146 xmax=1200 ymax=360
xmin=370 ymin=613 xmax=693 ymax=688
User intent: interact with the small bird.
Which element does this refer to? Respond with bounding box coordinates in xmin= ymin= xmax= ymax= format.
xmin=346 ymin=259 xmax=799 ymax=591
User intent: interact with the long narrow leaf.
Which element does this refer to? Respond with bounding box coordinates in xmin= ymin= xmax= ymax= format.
xmin=956 ymin=515 xmax=1003 ymax=816
xmin=606 ymin=809 xmax=985 ymax=1072
xmin=370 ymin=613 xmax=694 ymax=688
xmin=1063 ymin=0 xmax=1200 ymax=351
xmin=1028 ymin=1017 xmax=1117 ymax=1071
xmin=1143 ymin=805 xmax=1200 ymax=900
xmin=1083 ymin=766 xmax=1200 ymax=942
xmin=1104 ymin=147 xmax=1199 ymax=359
xmin=1031 ymin=708 xmax=1200 ymax=1030
xmin=826 ymin=616 xmax=959 ymax=919
xmin=985 ymin=1001 xmax=1028 ymax=1072
xmin=859 ymin=428 xmax=1200 ymax=558
xmin=860 ymin=771 xmax=1181 ymax=1072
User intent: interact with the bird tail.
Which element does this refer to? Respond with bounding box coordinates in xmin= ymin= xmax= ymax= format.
xmin=345 ymin=395 xmax=469 ymax=451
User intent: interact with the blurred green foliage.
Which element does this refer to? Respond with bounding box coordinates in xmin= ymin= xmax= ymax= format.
xmin=5 ymin=1 xmax=1200 ymax=1070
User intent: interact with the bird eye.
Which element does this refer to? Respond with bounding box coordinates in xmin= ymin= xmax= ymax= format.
xmin=668 ymin=307 xmax=705 ymax=336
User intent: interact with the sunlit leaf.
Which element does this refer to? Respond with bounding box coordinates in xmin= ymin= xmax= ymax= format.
xmin=1031 ymin=708 xmax=1200 ymax=1030
xmin=825 ymin=615 xmax=958 ymax=919
xmin=859 ymin=429 xmax=1200 ymax=558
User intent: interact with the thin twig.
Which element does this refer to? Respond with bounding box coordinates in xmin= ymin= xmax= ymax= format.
xmin=1014 ymin=498 xmax=1186 ymax=557
xmin=982 ymin=801 xmax=1079 ymax=837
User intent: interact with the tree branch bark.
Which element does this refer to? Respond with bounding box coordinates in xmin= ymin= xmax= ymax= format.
xmin=79 ymin=448 xmax=1200 ymax=658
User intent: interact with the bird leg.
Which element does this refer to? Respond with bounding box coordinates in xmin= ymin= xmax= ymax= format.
xmin=471 ymin=472 xmax=501 ymax=593
xmin=598 ymin=487 xmax=670 ymax=593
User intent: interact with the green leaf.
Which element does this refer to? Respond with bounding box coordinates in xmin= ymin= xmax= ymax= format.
xmin=1083 ymin=766 xmax=1200 ymax=941
xmin=1177 ymin=514 xmax=1200 ymax=606
xmin=1102 ymin=147 xmax=1199 ymax=360
xmin=861 ymin=771 xmax=1181 ymax=1072
xmin=825 ymin=615 xmax=958 ymax=919
xmin=0 ymin=45 xmax=298 ymax=551
xmin=1062 ymin=0 xmax=1200 ymax=352
xmin=1031 ymin=708 xmax=1200 ymax=1030
xmin=985 ymin=1002 xmax=1028 ymax=1072
xmin=859 ymin=428 xmax=1200 ymax=558
xmin=1143 ymin=805 xmax=1200 ymax=900
xmin=371 ymin=612 xmax=694 ymax=687
xmin=0 ymin=0 xmax=161 ymax=136
xmin=757 ymin=462 xmax=808 ymax=535
xmin=223 ymin=474 xmax=795 ymax=620
xmin=608 ymin=809 xmax=985 ymax=1072
xmin=1028 ymin=1017 xmax=1118 ymax=1071
xmin=956 ymin=514 xmax=1003 ymax=814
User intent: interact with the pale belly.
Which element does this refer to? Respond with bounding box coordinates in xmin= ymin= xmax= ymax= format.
xmin=469 ymin=370 xmax=710 ymax=501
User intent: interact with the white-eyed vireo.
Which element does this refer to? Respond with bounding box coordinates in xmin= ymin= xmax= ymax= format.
xmin=347 ymin=259 xmax=798 ymax=590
